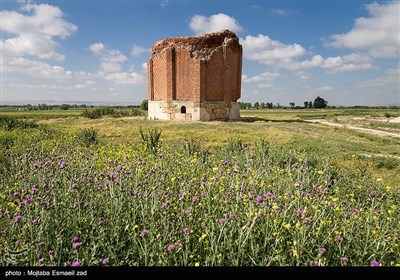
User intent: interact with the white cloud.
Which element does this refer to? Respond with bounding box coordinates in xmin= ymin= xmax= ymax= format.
xmin=355 ymin=68 xmax=400 ymax=89
xmin=271 ymin=9 xmax=288 ymax=15
xmin=242 ymin=71 xmax=280 ymax=83
xmin=4 ymin=57 xmax=72 ymax=78
xmin=131 ymin=45 xmax=150 ymax=57
xmin=241 ymin=33 xmax=373 ymax=74
xmin=88 ymin=42 xmax=145 ymax=85
xmin=189 ymin=13 xmax=243 ymax=35
xmin=257 ymin=83 xmax=273 ymax=88
xmin=327 ymin=1 xmax=400 ymax=58
xmin=1 ymin=3 xmax=77 ymax=62
xmin=241 ymin=34 xmax=307 ymax=63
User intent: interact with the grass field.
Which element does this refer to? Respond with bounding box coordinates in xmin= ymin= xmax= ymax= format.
xmin=0 ymin=107 xmax=399 ymax=266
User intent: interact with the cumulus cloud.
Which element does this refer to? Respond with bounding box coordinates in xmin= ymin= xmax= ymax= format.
xmin=1 ymin=3 xmax=77 ymax=61
xmin=242 ymin=71 xmax=280 ymax=83
xmin=88 ymin=42 xmax=145 ymax=85
xmin=241 ymin=34 xmax=373 ymax=73
xmin=131 ymin=45 xmax=150 ymax=57
xmin=4 ymin=57 xmax=73 ymax=78
xmin=189 ymin=13 xmax=243 ymax=35
xmin=327 ymin=1 xmax=400 ymax=58
xmin=241 ymin=34 xmax=306 ymax=63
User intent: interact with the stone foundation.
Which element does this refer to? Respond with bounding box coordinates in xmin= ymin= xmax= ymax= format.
xmin=148 ymin=100 xmax=240 ymax=121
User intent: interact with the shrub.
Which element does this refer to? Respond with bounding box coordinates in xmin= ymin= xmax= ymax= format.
xmin=139 ymin=126 xmax=162 ymax=154
xmin=77 ymin=127 xmax=99 ymax=146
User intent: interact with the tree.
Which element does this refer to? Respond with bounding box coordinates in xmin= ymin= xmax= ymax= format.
xmin=313 ymin=96 xmax=328 ymax=108
xmin=304 ymin=101 xmax=309 ymax=108
xmin=260 ymin=102 xmax=266 ymax=109
xmin=309 ymin=101 xmax=313 ymax=108
xmin=289 ymin=102 xmax=295 ymax=109
xmin=253 ymin=102 xmax=260 ymax=109
xmin=140 ymin=99 xmax=148 ymax=111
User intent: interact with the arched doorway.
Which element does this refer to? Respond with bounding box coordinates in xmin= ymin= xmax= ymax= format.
xmin=180 ymin=106 xmax=186 ymax=114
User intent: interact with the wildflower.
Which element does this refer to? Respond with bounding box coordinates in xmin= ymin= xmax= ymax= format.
xmin=370 ymin=260 xmax=380 ymax=267
xmin=265 ymin=192 xmax=273 ymax=198
xmin=167 ymin=244 xmax=175 ymax=253
xmin=140 ymin=229 xmax=148 ymax=237
xmin=376 ymin=178 xmax=383 ymax=183
xmin=72 ymin=242 xmax=81 ymax=249
xmin=195 ymin=262 xmax=200 ymax=267
xmin=192 ymin=196 xmax=198 ymax=202
xmin=37 ymin=252 xmax=43 ymax=258
xmin=229 ymin=213 xmax=235 ymax=220
xmin=14 ymin=215 xmax=22 ymax=222
xmin=370 ymin=191 xmax=377 ymax=198
xmin=341 ymin=257 xmax=349 ymax=262
xmin=319 ymin=247 xmax=326 ymax=255
xmin=255 ymin=196 xmax=263 ymax=203
xmin=71 ymin=261 xmax=80 ymax=267
xmin=309 ymin=261 xmax=318 ymax=267
xmin=335 ymin=235 xmax=343 ymax=242
xmin=32 ymin=186 xmax=38 ymax=193
xmin=219 ymin=218 xmax=226 ymax=225
xmin=24 ymin=199 xmax=31 ymax=205
xmin=179 ymin=193 xmax=185 ymax=201
xmin=33 ymin=163 xmax=39 ymax=169
xmin=72 ymin=236 xmax=79 ymax=242
xmin=38 ymin=258 xmax=44 ymax=265
xmin=296 ymin=209 xmax=303 ymax=217
xmin=283 ymin=223 xmax=291 ymax=230
xmin=109 ymin=172 xmax=116 ymax=181
xmin=182 ymin=227 xmax=189 ymax=234
xmin=161 ymin=203 xmax=167 ymax=209
xmin=13 ymin=192 xmax=19 ymax=197
xmin=102 ymin=258 xmax=109 ymax=265
xmin=274 ymin=206 xmax=280 ymax=212
xmin=184 ymin=210 xmax=190 ymax=216
xmin=98 ymin=220 xmax=104 ymax=226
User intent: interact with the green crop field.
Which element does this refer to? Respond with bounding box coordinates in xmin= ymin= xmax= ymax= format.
xmin=0 ymin=108 xmax=399 ymax=266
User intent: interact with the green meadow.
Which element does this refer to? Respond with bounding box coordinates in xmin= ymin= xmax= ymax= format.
xmin=0 ymin=107 xmax=399 ymax=266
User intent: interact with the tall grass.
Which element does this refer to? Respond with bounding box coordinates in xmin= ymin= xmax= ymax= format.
xmin=0 ymin=125 xmax=398 ymax=266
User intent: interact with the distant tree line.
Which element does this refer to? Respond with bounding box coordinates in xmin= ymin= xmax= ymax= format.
xmin=240 ymin=96 xmax=331 ymax=109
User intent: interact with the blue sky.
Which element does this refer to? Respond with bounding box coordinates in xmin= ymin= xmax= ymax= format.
xmin=1 ymin=0 xmax=399 ymax=106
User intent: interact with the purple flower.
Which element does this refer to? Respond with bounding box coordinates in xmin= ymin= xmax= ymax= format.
xmin=109 ymin=172 xmax=116 ymax=181
xmin=33 ymin=163 xmax=39 ymax=169
xmin=309 ymin=261 xmax=318 ymax=267
xmin=179 ymin=193 xmax=185 ymax=201
xmin=13 ymin=192 xmax=19 ymax=197
xmin=72 ymin=242 xmax=81 ymax=249
xmin=335 ymin=235 xmax=343 ymax=242
xmin=341 ymin=257 xmax=349 ymax=262
xmin=303 ymin=217 xmax=311 ymax=222
xmin=102 ymin=258 xmax=109 ymax=265
xmin=38 ymin=258 xmax=44 ymax=265
xmin=192 ymin=196 xmax=198 ymax=202
xmin=184 ymin=210 xmax=190 ymax=216
xmin=72 ymin=236 xmax=79 ymax=242
xmin=370 ymin=260 xmax=380 ymax=267
xmin=37 ymin=252 xmax=43 ymax=258
xmin=274 ymin=206 xmax=280 ymax=212
xmin=319 ymin=247 xmax=326 ymax=255
xmin=265 ymin=192 xmax=273 ymax=198
xmin=166 ymin=244 xmax=175 ymax=252
xmin=140 ymin=229 xmax=148 ymax=237
xmin=182 ymin=227 xmax=189 ymax=234
xmin=296 ymin=209 xmax=303 ymax=217
xmin=71 ymin=261 xmax=80 ymax=267
xmin=219 ymin=218 xmax=226 ymax=225
xmin=354 ymin=209 xmax=360 ymax=214
xmin=255 ymin=196 xmax=263 ymax=203
xmin=370 ymin=191 xmax=377 ymax=198
xmin=98 ymin=220 xmax=104 ymax=226
xmin=14 ymin=215 xmax=22 ymax=222
xmin=15 ymin=240 xmax=20 ymax=246
xmin=24 ymin=199 xmax=31 ymax=205
xmin=99 ymin=172 xmax=106 ymax=177
xmin=161 ymin=203 xmax=167 ymax=209
xmin=229 ymin=213 xmax=236 ymax=220
xmin=32 ymin=186 xmax=38 ymax=193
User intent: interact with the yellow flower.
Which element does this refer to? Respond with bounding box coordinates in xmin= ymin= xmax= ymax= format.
xmin=283 ymin=223 xmax=291 ymax=230
xmin=318 ymin=170 xmax=324 ymax=175
xmin=195 ymin=262 xmax=200 ymax=267
xmin=376 ymin=178 xmax=383 ymax=183
xmin=132 ymin=224 xmax=138 ymax=231
xmin=386 ymin=186 xmax=392 ymax=192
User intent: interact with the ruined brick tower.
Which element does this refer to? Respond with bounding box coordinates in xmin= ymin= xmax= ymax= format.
xmin=147 ymin=29 xmax=242 ymax=121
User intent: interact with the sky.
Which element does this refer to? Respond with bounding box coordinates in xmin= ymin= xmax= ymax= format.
xmin=1 ymin=0 xmax=399 ymax=106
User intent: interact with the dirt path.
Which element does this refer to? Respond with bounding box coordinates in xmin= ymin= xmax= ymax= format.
xmin=305 ymin=119 xmax=400 ymax=138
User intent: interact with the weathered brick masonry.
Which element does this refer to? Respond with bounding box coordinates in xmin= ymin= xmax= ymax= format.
xmin=147 ymin=29 xmax=242 ymax=121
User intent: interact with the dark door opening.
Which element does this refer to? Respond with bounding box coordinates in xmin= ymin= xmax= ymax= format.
xmin=181 ymin=106 xmax=186 ymax=114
